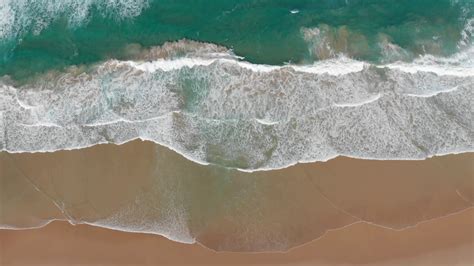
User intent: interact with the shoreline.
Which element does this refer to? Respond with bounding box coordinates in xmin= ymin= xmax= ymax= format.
xmin=1 ymin=207 xmax=473 ymax=265
xmin=2 ymin=140 xmax=473 ymax=252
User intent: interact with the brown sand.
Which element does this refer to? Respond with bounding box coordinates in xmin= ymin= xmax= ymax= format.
xmin=1 ymin=140 xmax=473 ymax=253
xmin=0 ymin=208 xmax=473 ymax=266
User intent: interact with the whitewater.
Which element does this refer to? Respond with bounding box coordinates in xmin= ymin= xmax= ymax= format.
xmin=1 ymin=0 xmax=474 ymax=253
xmin=1 ymin=0 xmax=473 ymax=171
xmin=1 ymin=40 xmax=473 ymax=171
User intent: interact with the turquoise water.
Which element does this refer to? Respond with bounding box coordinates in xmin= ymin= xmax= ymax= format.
xmin=0 ymin=0 xmax=472 ymax=80
xmin=1 ymin=0 xmax=474 ymax=254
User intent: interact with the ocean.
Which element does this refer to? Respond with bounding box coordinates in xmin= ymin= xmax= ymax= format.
xmin=1 ymin=0 xmax=473 ymax=171
xmin=1 ymin=0 xmax=472 ymax=79
xmin=1 ymin=0 xmax=474 ymax=253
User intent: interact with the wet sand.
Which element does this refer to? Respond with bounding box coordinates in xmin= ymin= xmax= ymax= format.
xmin=1 ymin=208 xmax=473 ymax=265
xmin=1 ymin=140 xmax=473 ymax=254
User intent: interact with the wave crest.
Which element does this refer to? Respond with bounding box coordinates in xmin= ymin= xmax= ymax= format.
xmin=1 ymin=40 xmax=473 ymax=171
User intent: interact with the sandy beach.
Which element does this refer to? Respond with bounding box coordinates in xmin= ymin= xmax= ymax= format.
xmin=1 ymin=140 xmax=473 ymax=256
xmin=1 ymin=207 xmax=473 ymax=265
xmin=1 ymin=1 xmax=473 ymax=264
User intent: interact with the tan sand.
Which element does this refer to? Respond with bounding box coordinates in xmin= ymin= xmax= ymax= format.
xmin=1 ymin=140 xmax=473 ymax=252
xmin=0 ymin=208 xmax=473 ymax=266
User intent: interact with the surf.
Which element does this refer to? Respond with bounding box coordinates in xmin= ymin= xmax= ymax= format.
xmin=1 ymin=40 xmax=473 ymax=172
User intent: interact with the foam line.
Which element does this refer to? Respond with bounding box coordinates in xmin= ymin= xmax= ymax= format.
xmin=1 ymin=43 xmax=473 ymax=171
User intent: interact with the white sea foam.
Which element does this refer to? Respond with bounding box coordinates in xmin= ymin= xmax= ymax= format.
xmin=91 ymin=196 xmax=195 ymax=244
xmin=128 ymin=56 xmax=366 ymax=75
xmin=1 ymin=40 xmax=473 ymax=171
xmin=459 ymin=18 xmax=474 ymax=48
xmin=404 ymin=86 xmax=460 ymax=98
xmin=0 ymin=0 xmax=149 ymax=41
xmin=333 ymin=93 xmax=382 ymax=108
xmin=385 ymin=47 xmax=474 ymax=77
xmin=255 ymin=118 xmax=279 ymax=126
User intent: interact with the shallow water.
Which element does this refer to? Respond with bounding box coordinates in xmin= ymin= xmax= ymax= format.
xmin=1 ymin=141 xmax=473 ymax=251
xmin=1 ymin=42 xmax=473 ymax=170
xmin=1 ymin=1 xmax=473 ymax=169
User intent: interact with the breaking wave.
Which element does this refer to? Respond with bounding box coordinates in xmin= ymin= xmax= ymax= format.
xmin=1 ymin=40 xmax=473 ymax=171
